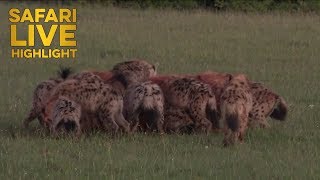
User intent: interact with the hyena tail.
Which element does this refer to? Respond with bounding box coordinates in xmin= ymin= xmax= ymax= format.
xmin=270 ymin=97 xmax=288 ymax=121
xmin=206 ymin=97 xmax=219 ymax=128
xmin=142 ymin=96 xmax=155 ymax=110
xmin=226 ymin=113 xmax=239 ymax=132
xmin=224 ymin=104 xmax=240 ymax=132
xmin=52 ymin=97 xmax=81 ymax=133
xmin=141 ymin=95 xmax=164 ymax=132
xmin=57 ymin=66 xmax=73 ymax=79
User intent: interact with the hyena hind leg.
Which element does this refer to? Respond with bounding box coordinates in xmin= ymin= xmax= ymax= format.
xmin=153 ymin=109 xmax=164 ymax=134
xmin=98 ymin=110 xmax=120 ymax=135
xmin=114 ymin=111 xmax=131 ymax=134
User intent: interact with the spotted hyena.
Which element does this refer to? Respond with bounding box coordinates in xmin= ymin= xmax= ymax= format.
xmin=138 ymin=72 xmax=230 ymax=133
xmin=44 ymin=60 xmax=157 ymax=136
xmin=123 ymin=81 xmax=164 ymax=134
xmin=150 ymin=76 xmax=218 ymax=134
xmin=23 ymin=67 xmax=72 ymax=128
xmin=23 ymin=70 xmax=111 ymax=130
xmin=49 ymin=95 xmax=103 ymax=137
xmin=220 ymin=74 xmax=253 ymax=146
xmin=44 ymin=74 xmax=128 ymax=135
xmin=249 ymin=82 xmax=288 ymax=128
xmin=194 ymin=71 xmax=233 ymax=119
xmin=195 ymin=71 xmax=287 ymax=128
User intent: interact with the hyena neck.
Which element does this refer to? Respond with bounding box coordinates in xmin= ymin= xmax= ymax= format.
xmin=149 ymin=76 xmax=171 ymax=90
xmin=109 ymin=74 xmax=128 ymax=95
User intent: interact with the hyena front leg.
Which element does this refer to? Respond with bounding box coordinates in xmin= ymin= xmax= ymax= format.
xmin=98 ymin=105 xmax=119 ymax=135
xmin=155 ymin=109 xmax=165 ymax=134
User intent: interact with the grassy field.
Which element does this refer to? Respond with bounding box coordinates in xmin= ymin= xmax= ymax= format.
xmin=1 ymin=2 xmax=320 ymax=179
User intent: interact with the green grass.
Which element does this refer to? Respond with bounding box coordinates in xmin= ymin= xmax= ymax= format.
xmin=1 ymin=2 xmax=320 ymax=179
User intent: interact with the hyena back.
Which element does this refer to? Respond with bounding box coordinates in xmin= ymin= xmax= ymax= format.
xmin=151 ymin=76 xmax=218 ymax=134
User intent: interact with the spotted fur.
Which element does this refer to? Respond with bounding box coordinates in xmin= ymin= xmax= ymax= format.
xmin=23 ymin=68 xmax=72 ymax=128
xmin=220 ymin=74 xmax=253 ymax=146
xmin=50 ymin=96 xmax=82 ymax=137
xmin=124 ymin=81 xmax=164 ymax=133
xmin=194 ymin=71 xmax=233 ymax=109
xmin=163 ymin=106 xmax=194 ymax=134
xmin=150 ymin=76 xmax=218 ymax=134
xmin=44 ymin=73 xmax=130 ymax=135
xmin=249 ymin=82 xmax=288 ymax=128
xmin=44 ymin=60 xmax=157 ymax=136
xmin=194 ymin=71 xmax=287 ymax=128
xmin=112 ymin=59 xmax=156 ymax=86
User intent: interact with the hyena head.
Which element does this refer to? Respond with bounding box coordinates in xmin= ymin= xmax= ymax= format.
xmin=91 ymin=71 xmax=113 ymax=82
xmin=49 ymin=96 xmax=81 ymax=135
xmin=196 ymin=71 xmax=233 ymax=88
xmin=230 ymin=74 xmax=250 ymax=87
xmin=112 ymin=59 xmax=157 ymax=85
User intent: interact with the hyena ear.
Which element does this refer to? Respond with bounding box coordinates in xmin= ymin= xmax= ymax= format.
xmin=226 ymin=74 xmax=233 ymax=82
xmin=113 ymin=73 xmax=128 ymax=88
xmin=154 ymin=62 xmax=160 ymax=70
xmin=244 ymin=75 xmax=250 ymax=83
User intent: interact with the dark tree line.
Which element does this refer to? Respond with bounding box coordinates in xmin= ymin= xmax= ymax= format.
xmin=6 ymin=0 xmax=320 ymax=12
